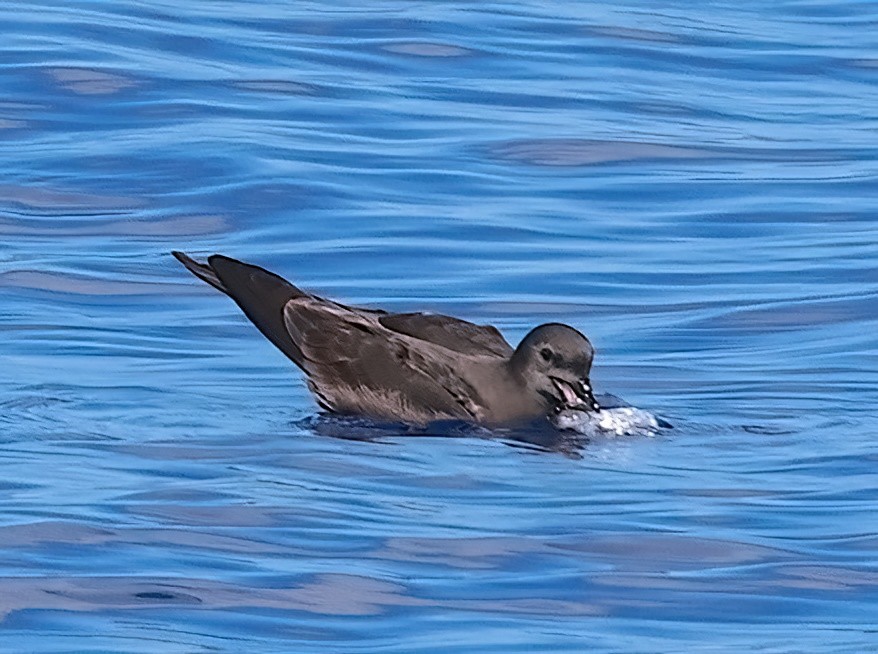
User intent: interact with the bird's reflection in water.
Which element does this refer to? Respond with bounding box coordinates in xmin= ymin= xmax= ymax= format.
xmin=297 ymin=412 xmax=587 ymax=457
xmin=296 ymin=392 xmax=661 ymax=458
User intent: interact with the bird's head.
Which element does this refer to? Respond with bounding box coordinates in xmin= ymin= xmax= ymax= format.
xmin=510 ymin=323 xmax=600 ymax=413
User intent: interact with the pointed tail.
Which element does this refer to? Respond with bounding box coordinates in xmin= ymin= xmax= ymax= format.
xmin=172 ymin=251 xmax=307 ymax=367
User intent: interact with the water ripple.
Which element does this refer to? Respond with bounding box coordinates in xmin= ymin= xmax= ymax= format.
xmin=2 ymin=0 xmax=877 ymax=651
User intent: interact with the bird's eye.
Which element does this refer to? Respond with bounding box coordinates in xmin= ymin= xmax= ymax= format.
xmin=540 ymin=347 xmax=552 ymax=362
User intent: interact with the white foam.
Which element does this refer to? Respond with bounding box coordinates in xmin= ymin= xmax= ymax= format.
xmin=553 ymin=406 xmax=663 ymax=438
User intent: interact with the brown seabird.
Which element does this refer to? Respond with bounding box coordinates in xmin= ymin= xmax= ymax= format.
xmin=173 ymin=252 xmax=601 ymax=426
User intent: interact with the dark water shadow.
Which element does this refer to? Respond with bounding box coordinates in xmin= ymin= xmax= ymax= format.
xmin=294 ymin=391 xmax=661 ymax=458
xmin=295 ymin=413 xmax=589 ymax=458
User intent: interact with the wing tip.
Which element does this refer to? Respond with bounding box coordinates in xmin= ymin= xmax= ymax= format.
xmin=172 ymin=250 xmax=227 ymax=293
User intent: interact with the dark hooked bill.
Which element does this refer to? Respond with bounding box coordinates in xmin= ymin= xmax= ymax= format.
xmin=550 ymin=376 xmax=601 ymax=412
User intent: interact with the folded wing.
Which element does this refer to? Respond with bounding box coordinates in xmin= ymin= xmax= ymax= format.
xmin=377 ymin=312 xmax=513 ymax=357
xmin=283 ymin=300 xmax=485 ymax=422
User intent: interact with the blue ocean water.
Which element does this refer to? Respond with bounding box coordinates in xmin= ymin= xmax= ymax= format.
xmin=2 ymin=0 xmax=877 ymax=650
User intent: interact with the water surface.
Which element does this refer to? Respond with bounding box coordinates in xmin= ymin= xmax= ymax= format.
xmin=2 ymin=0 xmax=878 ymax=651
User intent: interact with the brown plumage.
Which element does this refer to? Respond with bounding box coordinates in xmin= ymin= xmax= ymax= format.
xmin=173 ymin=252 xmax=600 ymax=426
